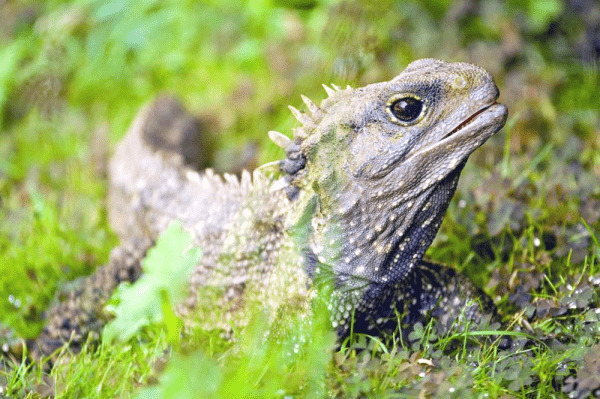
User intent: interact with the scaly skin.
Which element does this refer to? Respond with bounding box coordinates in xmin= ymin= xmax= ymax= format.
xmin=34 ymin=59 xmax=507 ymax=357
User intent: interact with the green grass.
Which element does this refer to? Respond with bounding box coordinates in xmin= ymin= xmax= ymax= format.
xmin=1 ymin=0 xmax=599 ymax=397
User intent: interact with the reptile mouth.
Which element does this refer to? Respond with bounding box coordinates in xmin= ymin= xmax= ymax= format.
xmin=402 ymin=101 xmax=507 ymax=168
xmin=444 ymin=101 xmax=498 ymax=139
xmin=366 ymin=100 xmax=507 ymax=180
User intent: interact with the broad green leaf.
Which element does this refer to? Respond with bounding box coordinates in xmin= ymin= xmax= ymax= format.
xmin=103 ymin=222 xmax=202 ymax=343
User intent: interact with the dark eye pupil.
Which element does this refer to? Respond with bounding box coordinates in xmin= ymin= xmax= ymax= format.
xmin=391 ymin=97 xmax=423 ymax=122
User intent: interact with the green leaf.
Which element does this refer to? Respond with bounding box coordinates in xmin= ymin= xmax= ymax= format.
xmin=103 ymin=222 xmax=202 ymax=343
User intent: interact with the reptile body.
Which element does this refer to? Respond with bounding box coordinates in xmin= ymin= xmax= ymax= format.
xmin=35 ymin=59 xmax=508 ymax=356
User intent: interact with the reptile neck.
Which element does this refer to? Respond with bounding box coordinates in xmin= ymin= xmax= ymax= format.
xmin=303 ymin=161 xmax=466 ymax=290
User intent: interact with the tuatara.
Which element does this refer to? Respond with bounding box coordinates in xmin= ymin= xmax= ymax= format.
xmin=34 ymin=59 xmax=508 ymax=357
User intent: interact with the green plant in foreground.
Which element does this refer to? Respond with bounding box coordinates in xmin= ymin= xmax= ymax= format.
xmin=101 ymin=223 xmax=336 ymax=398
xmin=103 ymin=222 xmax=202 ymax=344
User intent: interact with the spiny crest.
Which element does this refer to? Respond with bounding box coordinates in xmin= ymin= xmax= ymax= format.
xmin=281 ymin=85 xmax=342 ymax=144
xmin=300 ymin=94 xmax=321 ymax=117
xmin=268 ymin=91 xmax=326 ymax=149
xmin=322 ymin=83 xmax=352 ymax=95
xmin=268 ymin=130 xmax=292 ymax=151
xmin=266 ymin=84 xmax=355 ymax=188
xmin=222 ymin=167 xmax=277 ymax=192
xmin=191 ymin=166 xmax=276 ymax=195
xmin=322 ymin=84 xmax=336 ymax=96
xmin=288 ymin=105 xmax=315 ymax=128
xmin=280 ymin=83 xmax=354 ymax=145
xmin=256 ymin=159 xmax=282 ymax=173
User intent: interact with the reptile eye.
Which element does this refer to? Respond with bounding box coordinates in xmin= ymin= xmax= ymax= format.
xmin=390 ymin=97 xmax=422 ymax=122
xmin=386 ymin=94 xmax=427 ymax=125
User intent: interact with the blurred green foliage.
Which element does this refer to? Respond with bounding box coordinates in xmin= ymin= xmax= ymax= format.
xmin=0 ymin=41 xmax=24 ymax=128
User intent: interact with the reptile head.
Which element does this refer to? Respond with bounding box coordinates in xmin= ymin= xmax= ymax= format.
xmin=274 ymin=59 xmax=507 ymax=290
